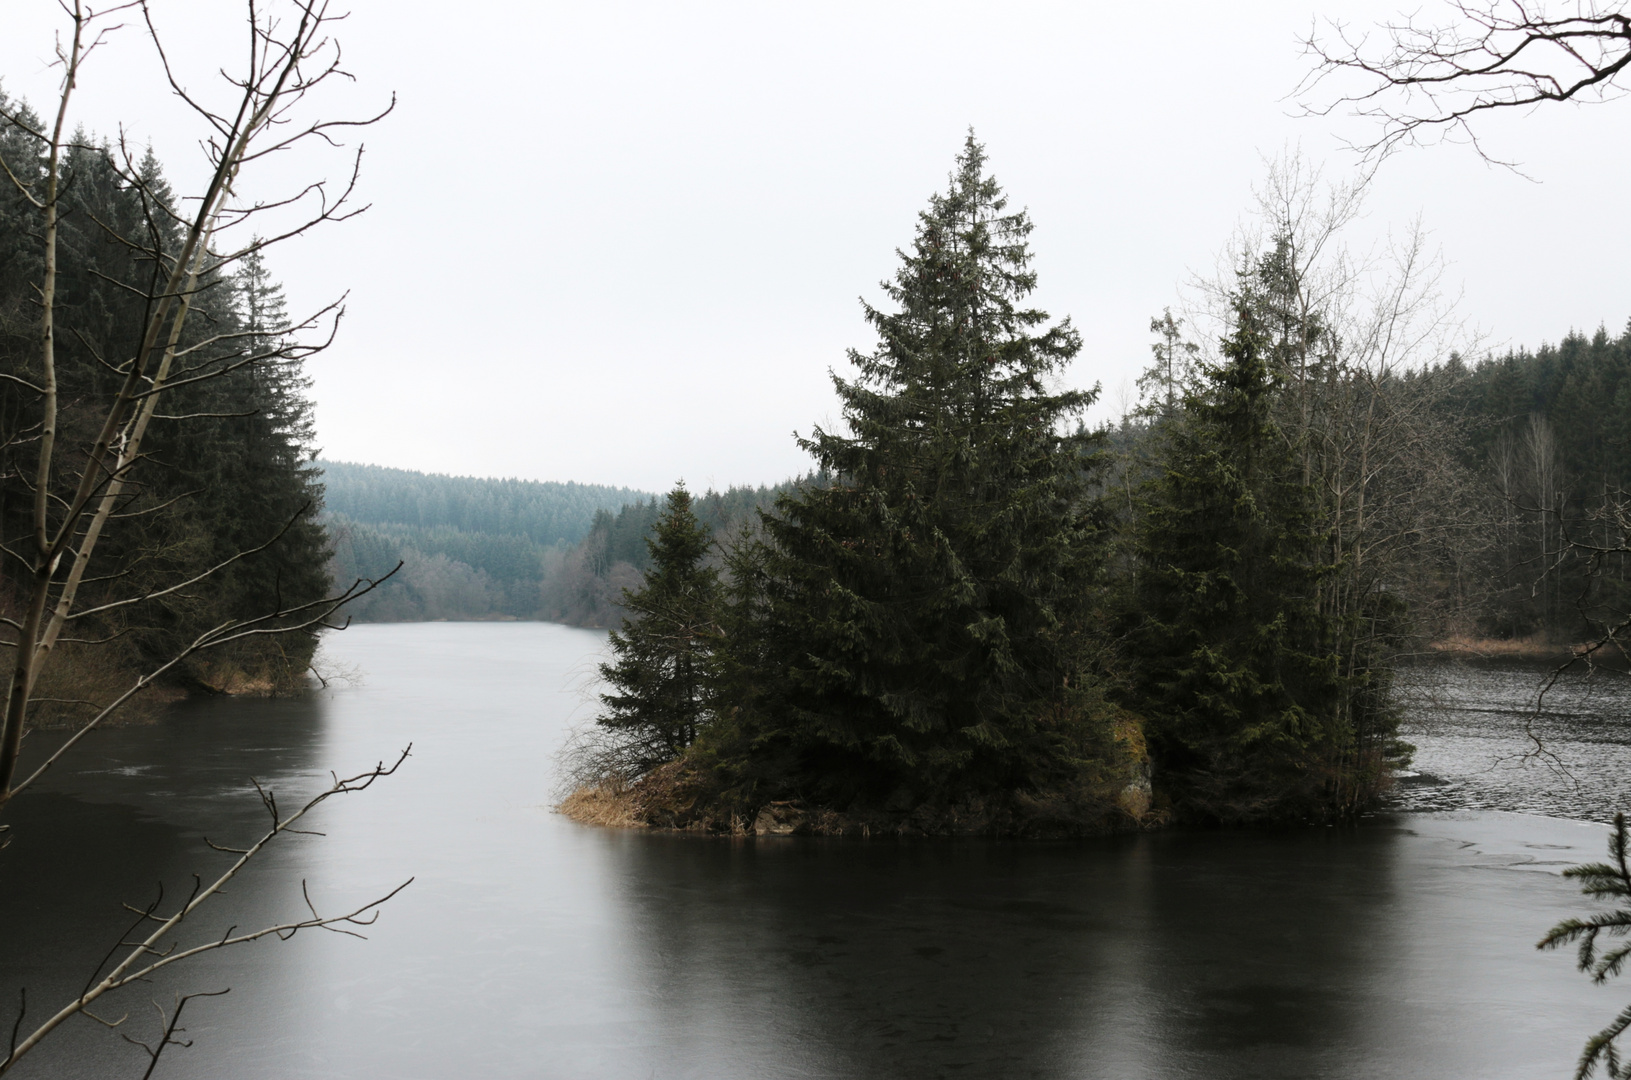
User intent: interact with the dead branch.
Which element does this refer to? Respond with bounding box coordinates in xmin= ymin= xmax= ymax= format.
xmin=3 ymin=562 xmax=400 ymax=804
xmin=1301 ymin=1 xmax=1631 ymax=163
xmin=122 ymin=989 xmax=231 ymax=1080
xmin=0 ymin=747 xmax=413 ymax=1074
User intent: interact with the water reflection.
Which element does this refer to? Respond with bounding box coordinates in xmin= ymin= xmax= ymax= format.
xmin=598 ymin=828 xmax=1401 ymax=1079
xmin=1 ymin=694 xmax=337 ymax=1078
xmin=0 ymin=626 xmax=1619 ymax=1079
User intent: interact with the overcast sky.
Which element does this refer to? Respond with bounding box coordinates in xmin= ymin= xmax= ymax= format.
xmin=4 ymin=1 xmax=1628 ymax=493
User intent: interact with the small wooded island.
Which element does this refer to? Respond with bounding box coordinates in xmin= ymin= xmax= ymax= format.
xmin=561 ymin=137 xmax=1416 ymax=836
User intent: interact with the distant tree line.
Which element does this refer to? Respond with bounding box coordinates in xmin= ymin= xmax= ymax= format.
xmin=1431 ymin=330 xmax=1631 ymax=641
xmin=321 ymin=461 xmax=647 ymax=546
xmin=540 ymin=482 xmax=797 ymax=627
xmin=578 ymin=137 xmax=1631 ymax=833
xmin=322 ymin=462 xmax=647 ymax=622
xmin=323 ymin=461 xmax=788 ymax=625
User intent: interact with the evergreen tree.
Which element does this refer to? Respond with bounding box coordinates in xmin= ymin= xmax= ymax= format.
xmin=1131 ymin=288 xmax=1347 ymax=821
xmin=597 ymin=484 xmax=721 ymax=774
xmin=720 ymin=134 xmax=1115 ymax=808
xmin=1138 ymin=307 xmax=1199 ymax=417
xmin=0 ymin=100 xmax=334 ymax=691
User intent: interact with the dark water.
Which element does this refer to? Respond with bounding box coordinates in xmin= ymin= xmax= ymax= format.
xmin=0 ymin=625 xmax=1626 ymax=1079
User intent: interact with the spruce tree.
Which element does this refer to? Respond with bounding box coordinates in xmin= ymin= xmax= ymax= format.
xmin=597 ymin=484 xmax=721 ymax=774
xmin=1131 ymin=288 xmax=1346 ymax=821
xmin=724 ymin=134 xmax=1113 ymax=807
xmin=0 ymin=109 xmax=330 ymax=690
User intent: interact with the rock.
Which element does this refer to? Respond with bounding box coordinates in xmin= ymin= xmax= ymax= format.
xmin=753 ymin=801 xmax=808 ymax=836
xmin=1119 ymin=759 xmax=1154 ymax=821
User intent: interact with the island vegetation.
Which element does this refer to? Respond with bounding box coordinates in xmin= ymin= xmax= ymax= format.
xmin=562 ymin=135 xmax=1631 ymax=839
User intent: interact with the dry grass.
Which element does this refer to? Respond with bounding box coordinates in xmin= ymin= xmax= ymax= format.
xmin=26 ymin=642 xmax=184 ymax=730
xmin=191 ymin=669 xmax=279 ymax=695
xmin=555 ymin=779 xmax=644 ymax=829
xmin=552 ymin=717 xmax=1161 ymax=838
xmin=555 ymin=769 xmax=1156 ymax=838
xmin=1427 ymin=633 xmax=1578 ymax=660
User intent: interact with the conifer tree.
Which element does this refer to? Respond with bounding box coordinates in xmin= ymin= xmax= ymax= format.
xmin=0 ymin=104 xmax=331 ymax=690
xmin=1131 ymin=288 xmax=1347 ymax=820
xmin=723 ymin=134 xmax=1114 ymax=807
xmin=597 ymin=484 xmax=721 ymax=774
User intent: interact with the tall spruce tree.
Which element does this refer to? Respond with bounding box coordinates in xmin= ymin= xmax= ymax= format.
xmin=721 ymin=135 xmax=1115 ymax=808
xmin=1131 ymin=288 xmax=1347 ymax=821
xmin=597 ymin=484 xmax=721 ymax=774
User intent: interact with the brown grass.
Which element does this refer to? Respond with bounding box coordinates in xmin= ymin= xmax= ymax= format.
xmin=190 ymin=669 xmax=279 ymax=695
xmin=555 ymin=763 xmax=1159 ymax=838
xmin=26 ymin=642 xmax=184 ymax=730
xmin=1427 ymin=633 xmax=1579 ymax=660
xmin=555 ymin=779 xmax=644 ymax=829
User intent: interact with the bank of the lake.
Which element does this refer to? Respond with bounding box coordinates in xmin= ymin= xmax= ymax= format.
xmin=1 ymin=623 xmax=1625 ymax=1080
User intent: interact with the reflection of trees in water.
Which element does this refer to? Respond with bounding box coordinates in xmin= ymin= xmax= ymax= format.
xmin=0 ymin=792 xmax=198 ymax=1077
xmin=604 ymin=828 xmax=1400 ymax=1080
xmin=1125 ymin=828 xmax=1401 ymax=1079
xmin=0 ymin=694 xmax=334 ymax=1078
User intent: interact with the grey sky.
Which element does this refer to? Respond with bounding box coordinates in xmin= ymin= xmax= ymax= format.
xmin=4 ymin=1 xmax=1628 ymax=492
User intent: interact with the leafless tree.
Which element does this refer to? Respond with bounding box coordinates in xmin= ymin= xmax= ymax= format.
xmin=0 ymin=1 xmax=405 ymax=1072
xmin=1300 ymin=5 xmax=1631 ymax=1066
xmin=1300 ymin=0 xmax=1631 ymax=164
xmin=0 ymin=0 xmax=394 ymax=805
xmin=1171 ymin=151 xmax=1493 ymax=810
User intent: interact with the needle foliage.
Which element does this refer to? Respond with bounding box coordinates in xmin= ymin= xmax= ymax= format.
xmin=704 ymin=135 xmax=1128 ymax=815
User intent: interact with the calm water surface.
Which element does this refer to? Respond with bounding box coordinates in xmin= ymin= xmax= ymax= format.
xmin=1 ymin=624 xmax=1627 ymax=1079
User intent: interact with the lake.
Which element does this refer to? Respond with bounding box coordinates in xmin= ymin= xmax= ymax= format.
xmin=1 ymin=623 xmax=1625 ymax=1079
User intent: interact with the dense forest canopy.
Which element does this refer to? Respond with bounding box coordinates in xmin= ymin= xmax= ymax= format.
xmin=1430 ymin=325 xmax=1631 ymax=640
xmin=320 ymin=461 xmax=646 ymax=547
xmin=0 ymin=89 xmax=330 ymax=703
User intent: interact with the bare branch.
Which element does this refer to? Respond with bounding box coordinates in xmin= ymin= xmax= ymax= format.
xmin=3 ymin=562 xmax=400 ymax=803
xmin=0 ymin=747 xmax=413 ymax=1073
xmin=1300 ymin=2 xmax=1631 ymax=164
xmin=122 ymin=989 xmax=230 ymax=1080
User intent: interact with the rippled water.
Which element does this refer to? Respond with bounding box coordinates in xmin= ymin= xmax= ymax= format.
xmin=1392 ymin=659 xmax=1631 ymax=821
xmin=0 ymin=625 xmax=1625 ymax=1079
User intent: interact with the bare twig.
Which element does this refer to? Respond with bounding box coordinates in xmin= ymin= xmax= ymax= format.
xmin=1301 ymin=1 xmax=1631 ymax=164
xmin=0 ymin=747 xmax=413 ymax=1074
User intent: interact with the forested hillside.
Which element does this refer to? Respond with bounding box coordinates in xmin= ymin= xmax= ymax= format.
xmin=539 ymin=481 xmax=794 ymax=626
xmin=0 ymin=92 xmax=329 ymax=703
xmin=322 ymin=463 xmax=646 ymax=622
xmin=1429 ymin=326 xmax=1631 ymax=641
xmin=321 ymin=462 xmax=645 ymax=546
xmin=322 ymin=462 xmax=787 ymax=624
xmin=1104 ymin=322 xmax=1631 ymax=658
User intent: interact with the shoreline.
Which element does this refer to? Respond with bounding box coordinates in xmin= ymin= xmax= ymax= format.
xmin=556 ymin=765 xmax=1168 ymax=840
xmin=1423 ymin=635 xmax=1601 ymax=664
